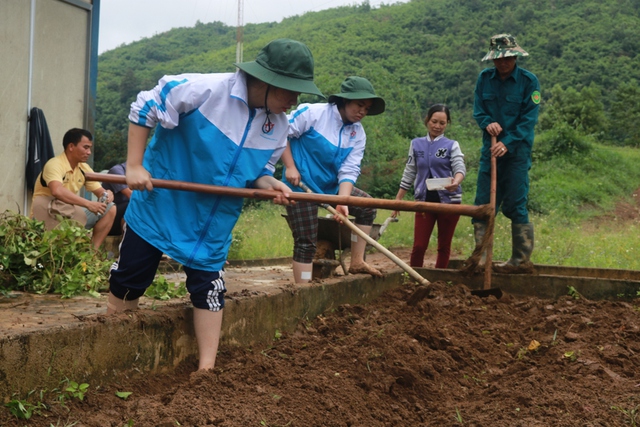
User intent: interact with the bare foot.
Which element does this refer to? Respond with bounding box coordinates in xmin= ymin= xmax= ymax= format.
xmin=348 ymin=262 xmax=383 ymax=277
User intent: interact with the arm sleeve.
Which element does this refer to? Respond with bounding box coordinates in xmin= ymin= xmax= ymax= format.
xmin=450 ymin=140 xmax=466 ymax=177
xmin=103 ymin=163 xmax=128 ymax=194
xmin=257 ymin=143 xmax=287 ymax=179
xmin=41 ymin=159 xmax=66 ymax=187
xmin=128 ymin=74 xmax=210 ymax=129
xmin=287 ymin=104 xmax=311 ymax=139
xmin=337 ymin=129 xmax=365 ymax=185
xmin=399 ymin=141 xmax=417 ymax=191
xmin=473 ymin=73 xmax=494 ymax=131
xmin=109 ymin=163 xmax=126 ymax=176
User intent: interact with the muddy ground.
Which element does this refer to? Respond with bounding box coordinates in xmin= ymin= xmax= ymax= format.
xmin=2 ymin=245 xmax=640 ymax=426
xmin=3 ymin=188 xmax=640 ymax=427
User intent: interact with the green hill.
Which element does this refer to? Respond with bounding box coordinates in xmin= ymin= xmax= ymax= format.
xmin=95 ymin=0 xmax=640 ymax=206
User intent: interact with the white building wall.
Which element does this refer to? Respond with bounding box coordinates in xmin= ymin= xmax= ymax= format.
xmin=0 ymin=0 xmax=93 ymax=214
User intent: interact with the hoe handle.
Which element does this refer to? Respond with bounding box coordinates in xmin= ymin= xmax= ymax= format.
xmin=298 ymin=182 xmax=430 ymax=287
xmin=86 ymin=172 xmax=490 ymax=219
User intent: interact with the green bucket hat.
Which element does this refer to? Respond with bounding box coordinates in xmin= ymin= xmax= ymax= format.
xmin=327 ymin=76 xmax=386 ymax=116
xmin=235 ymin=38 xmax=324 ymax=98
xmin=482 ymin=34 xmax=529 ymax=61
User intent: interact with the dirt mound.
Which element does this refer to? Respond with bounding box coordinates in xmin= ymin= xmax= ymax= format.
xmin=4 ymin=279 xmax=640 ymax=426
xmin=585 ymin=187 xmax=640 ymax=229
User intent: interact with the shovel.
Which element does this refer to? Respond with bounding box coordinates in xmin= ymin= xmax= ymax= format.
xmin=470 ymin=135 xmax=503 ymax=299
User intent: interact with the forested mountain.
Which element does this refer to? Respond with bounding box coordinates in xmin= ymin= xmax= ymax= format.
xmin=95 ymin=0 xmax=640 ymax=196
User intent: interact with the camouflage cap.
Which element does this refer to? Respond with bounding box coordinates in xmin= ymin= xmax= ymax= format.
xmin=481 ymin=34 xmax=529 ymax=61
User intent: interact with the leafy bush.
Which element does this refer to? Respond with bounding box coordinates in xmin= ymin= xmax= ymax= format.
xmin=0 ymin=211 xmax=111 ymax=297
xmin=145 ymin=275 xmax=187 ymax=300
xmin=533 ymin=124 xmax=592 ymax=160
xmin=538 ymin=83 xmax=607 ymax=137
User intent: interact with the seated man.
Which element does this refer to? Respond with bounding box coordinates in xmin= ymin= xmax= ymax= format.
xmin=31 ymin=128 xmax=116 ymax=249
xmin=102 ymin=162 xmax=132 ymax=236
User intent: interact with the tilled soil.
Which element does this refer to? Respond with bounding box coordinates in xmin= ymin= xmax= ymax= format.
xmin=3 ymin=265 xmax=640 ymax=427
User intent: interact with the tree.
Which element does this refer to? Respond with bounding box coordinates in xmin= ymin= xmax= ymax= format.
xmin=119 ymin=69 xmax=140 ymax=104
xmin=609 ymin=81 xmax=640 ymax=146
xmin=94 ymin=130 xmax=127 ymax=172
xmin=538 ymin=83 xmax=607 ymax=136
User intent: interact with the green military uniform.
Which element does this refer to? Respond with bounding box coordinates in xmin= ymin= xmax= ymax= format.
xmin=473 ymin=64 xmax=540 ymax=222
xmin=472 ymin=34 xmax=541 ymax=273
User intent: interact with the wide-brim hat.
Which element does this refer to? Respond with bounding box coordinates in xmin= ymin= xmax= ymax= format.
xmin=235 ymin=38 xmax=324 ymax=98
xmin=482 ymin=33 xmax=529 ymax=61
xmin=327 ymin=76 xmax=386 ymax=116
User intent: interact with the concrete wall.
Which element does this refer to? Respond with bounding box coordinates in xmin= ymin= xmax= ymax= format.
xmin=0 ymin=0 xmax=94 ymax=214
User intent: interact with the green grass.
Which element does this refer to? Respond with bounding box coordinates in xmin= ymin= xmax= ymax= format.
xmin=229 ymin=203 xmax=293 ymax=260
xmin=231 ymin=142 xmax=640 ymax=271
xmin=373 ymin=208 xmax=640 ymax=270
xmin=232 ymin=204 xmax=640 ymax=270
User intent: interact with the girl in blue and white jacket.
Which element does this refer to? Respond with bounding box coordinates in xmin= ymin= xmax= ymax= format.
xmin=281 ymin=77 xmax=386 ymax=283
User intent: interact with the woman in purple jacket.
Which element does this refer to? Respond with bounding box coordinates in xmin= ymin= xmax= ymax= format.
xmin=392 ymin=104 xmax=466 ymax=268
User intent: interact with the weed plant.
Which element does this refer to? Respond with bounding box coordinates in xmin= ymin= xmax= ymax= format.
xmin=0 ymin=212 xmax=111 ymax=297
xmin=4 ymin=378 xmax=91 ymax=422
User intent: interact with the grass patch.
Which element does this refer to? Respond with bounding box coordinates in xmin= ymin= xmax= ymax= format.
xmin=232 ymin=204 xmax=640 ymax=270
xmin=229 ymin=202 xmax=293 ymax=260
xmin=231 ymin=142 xmax=640 ymax=271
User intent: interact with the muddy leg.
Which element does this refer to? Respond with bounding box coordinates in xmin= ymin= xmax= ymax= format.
xmin=106 ymin=291 xmax=139 ymax=314
xmin=348 ymin=225 xmax=382 ymax=277
xmin=292 ymin=261 xmax=313 ymax=283
xmin=194 ymin=308 xmax=223 ymax=370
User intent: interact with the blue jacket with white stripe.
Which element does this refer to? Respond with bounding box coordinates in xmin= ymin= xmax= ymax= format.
xmin=125 ymin=71 xmax=288 ymax=271
xmin=284 ymin=103 xmax=365 ymax=195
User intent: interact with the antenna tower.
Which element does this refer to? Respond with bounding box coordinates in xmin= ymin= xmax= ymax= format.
xmin=236 ymin=0 xmax=244 ymax=63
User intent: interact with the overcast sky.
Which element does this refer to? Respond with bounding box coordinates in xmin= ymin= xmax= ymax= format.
xmin=98 ymin=0 xmax=407 ymax=54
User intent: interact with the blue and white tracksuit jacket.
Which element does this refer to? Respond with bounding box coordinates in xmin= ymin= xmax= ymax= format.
xmin=125 ymin=71 xmax=288 ymax=271
xmin=284 ymin=103 xmax=365 ymax=194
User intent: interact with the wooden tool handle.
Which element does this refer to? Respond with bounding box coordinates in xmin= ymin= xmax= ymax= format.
xmin=484 ymin=136 xmax=497 ymax=289
xmin=298 ymin=182 xmax=430 ymax=287
xmin=86 ymin=172 xmax=491 ymax=219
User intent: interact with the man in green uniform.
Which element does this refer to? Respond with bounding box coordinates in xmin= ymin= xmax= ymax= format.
xmin=472 ymin=34 xmax=541 ymax=273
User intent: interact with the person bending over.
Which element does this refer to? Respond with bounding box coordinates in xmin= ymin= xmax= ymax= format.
xmin=106 ymin=39 xmax=323 ymax=371
xmin=281 ymin=76 xmax=386 ymax=283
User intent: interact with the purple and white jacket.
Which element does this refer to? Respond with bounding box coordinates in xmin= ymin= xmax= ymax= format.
xmin=398 ymin=134 xmax=466 ymax=204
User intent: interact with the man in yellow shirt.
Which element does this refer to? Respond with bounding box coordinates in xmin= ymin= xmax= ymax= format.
xmin=31 ymin=128 xmax=116 ymax=249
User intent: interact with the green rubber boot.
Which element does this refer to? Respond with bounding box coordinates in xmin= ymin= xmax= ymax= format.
xmin=493 ymin=223 xmax=535 ymax=274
